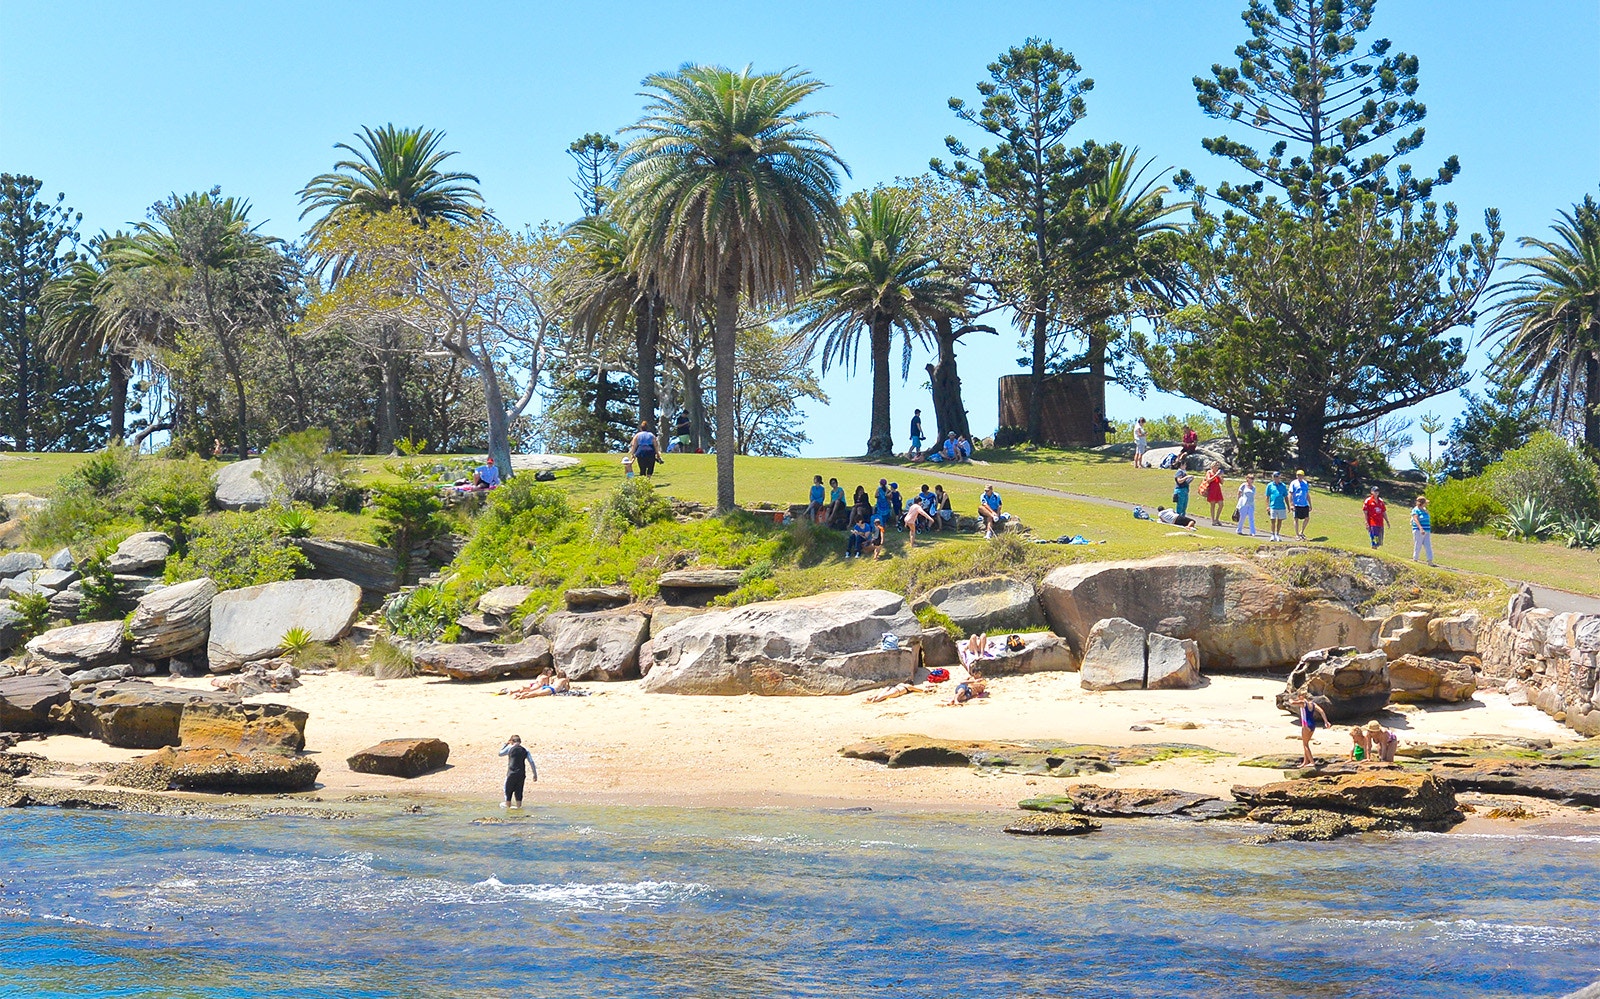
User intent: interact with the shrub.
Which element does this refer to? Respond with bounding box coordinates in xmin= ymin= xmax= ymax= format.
xmin=1107 ymin=413 xmax=1228 ymax=445
xmin=128 ymin=456 xmax=214 ymax=551
xmin=371 ymin=480 xmax=447 ymax=587
xmin=591 ymin=479 xmax=671 ymax=535
xmin=280 ymin=626 xmax=314 ymax=653
xmin=991 ymin=425 xmax=1028 ymax=448
xmin=1486 ymin=431 xmax=1600 ymax=520
xmin=383 ymin=584 xmax=465 ymax=641
xmin=1425 ymin=476 xmax=1505 ymax=533
xmin=75 ymin=542 xmax=124 ymax=621
xmin=369 ymin=636 xmax=418 ymax=679
xmin=1236 ymin=424 xmax=1294 ymax=470
xmin=1498 ymin=496 xmax=1560 ymax=541
xmin=165 ymin=513 xmax=310 ymax=590
xmin=25 ymin=446 xmax=140 ymax=547
xmin=1561 ymin=515 xmax=1600 ymax=550
xmin=11 ymin=590 xmax=52 ymax=640
xmin=259 ymin=429 xmax=352 ymax=508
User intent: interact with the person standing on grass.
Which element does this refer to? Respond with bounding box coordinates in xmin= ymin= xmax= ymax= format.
xmin=1363 ymin=487 xmax=1390 ymax=548
xmin=903 ymin=501 xmax=934 ymax=547
xmin=1202 ymin=463 xmax=1226 ymax=526
xmin=1235 ymin=474 xmax=1258 ymax=537
xmin=628 ymin=421 xmax=659 ymax=478
xmin=1132 ymin=416 xmax=1148 ymax=468
xmin=1265 ymin=471 xmax=1290 ymax=542
xmin=1411 ymin=495 xmax=1435 ymax=566
xmin=499 ymin=735 xmax=537 ymax=808
xmin=1172 ymin=466 xmax=1194 ymax=518
xmin=1290 ymin=469 xmax=1313 ymax=541
xmin=909 ymin=409 xmax=924 ymax=458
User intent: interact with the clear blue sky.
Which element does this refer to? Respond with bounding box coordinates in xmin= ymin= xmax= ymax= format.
xmin=4 ymin=0 xmax=1597 ymax=459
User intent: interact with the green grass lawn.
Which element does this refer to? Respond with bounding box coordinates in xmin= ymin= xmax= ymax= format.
xmin=0 ymin=452 xmax=93 ymax=497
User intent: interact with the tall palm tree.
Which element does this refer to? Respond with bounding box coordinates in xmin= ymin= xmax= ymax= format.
xmin=802 ymin=190 xmax=965 ymax=456
xmin=562 ymin=213 xmax=663 ymax=433
xmin=620 ymin=64 xmax=845 ymax=510
xmin=1487 ymin=193 xmax=1600 ymax=449
xmin=299 ymin=125 xmax=483 ymax=453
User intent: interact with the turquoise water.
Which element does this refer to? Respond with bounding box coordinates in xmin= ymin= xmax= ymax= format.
xmin=1 ymin=805 xmax=1596 ymax=998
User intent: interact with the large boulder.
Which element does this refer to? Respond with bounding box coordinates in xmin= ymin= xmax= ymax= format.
xmin=1276 ymin=647 xmax=1390 ymax=722
xmin=0 ymin=576 xmax=48 ymax=599
xmin=24 ymin=568 xmax=77 ymax=591
xmin=1145 ymin=632 xmax=1202 ymax=690
xmin=1427 ymin=611 xmax=1480 ymax=654
xmin=347 ymin=738 xmax=450 ymax=778
xmin=24 ymin=620 xmax=127 ymax=673
xmin=967 ymin=632 xmax=1078 ymax=676
xmin=1040 ymin=553 xmax=1375 ymax=669
xmin=128 ymin=577 xmax=217 ymax=659
xmin=919 ymin=627 xmax=959 ymax=669
xmin=1388 ymin=654 xmax=1477 ymax=704
xmin=924 ymin=576 xmax=1044 ymax=633
xmin=0 ymin=672 xmax=70 ymax=732
xmin=45 ymin=547 xmax=75 ymax=571
xmin=1232 ymin=772 xmax=1460 ymax=826
xmin=69 ymin=680 xmax=242 ymax=748
xmin=641 ymin=589 xmax=921 ymax=695
xmin=176 ymin=699 xmax=308 ymax=752
xmin=105 ymin=531 xmax=173 ymax=574
xmin=412 ymin=635 xmax=552 ymax=681
xmin=213 ymin=458 xmax=270 ymax=511
xmin=540 ymin=611 xmax=650 ymax=681
xmin=207 ymin=578 xmax=362 ymax=671
xmin=0 ymin=552 xmax=45 ymax=577
xmin=0 ymin=600 xmax=22 ymax=652
xmin=110 ymin=746 xmax=318 ymax=793
xmin=656 ymin=568 xmax=744 ymax=606
xmin=479 ymin=585 xmax=536 ymax=618
xmin=294 ymin=537 xmax=406 ymax=594
xmin=1079 ymin=618 xmax=1148 ymax=690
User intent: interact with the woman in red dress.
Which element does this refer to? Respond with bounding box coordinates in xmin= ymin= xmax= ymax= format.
xmin=1202 ymin=463 xmax=1226 ymax=526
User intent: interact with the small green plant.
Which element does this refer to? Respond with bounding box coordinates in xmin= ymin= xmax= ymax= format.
xmin=287 ymin=638 xmax=337 ymax=669
xmin=371 ymin=480 xmax=447 ymax=586
xmin=280 ymin=626 xmax=314 ymax=653
xmin=395 ymin=436 xmax=429 ymax=457
xmin=76 ymin=542 xmax=124 ymax=621
xmin=260 ymin=429 xmax=352 ymax=508
xmin=276 ymin=507 xmax=315 ymax=538
xmin=165 ymin=513 xmax=311 ymax=590
xmin=382 ymin=584 xmax=463 ymax=641
xmin=914 ymin=603 xmax=964 ymax=639
xmin=369 ymin=636 xmax=418 ymax=679
xmin=12 ymin=590 xmax=52 ymax=641
xmin=1498 ymin=495 xmax=1559 ymax=541
xmin=591 ymin=479 xmax=672 ymax=535
xmin=1561 ymin=515 xmax=1600 ymax=550
xmin=330 ymin=641 xmax=367 ymax=673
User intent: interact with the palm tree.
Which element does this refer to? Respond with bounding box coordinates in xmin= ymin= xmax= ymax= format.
xmin=299 ymin=125 xmax=483 ymax=453
xmin=619 ymin=64 xmax=845 ymax=510
xmin=562 ymin=213 xmax=663 ymax=433
xmin=1487 ymin=193 xmax=1600 ymax=449
xmin=802 ymin=190 xmax=965 ymax=456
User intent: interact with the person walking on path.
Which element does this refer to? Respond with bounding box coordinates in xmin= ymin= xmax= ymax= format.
xmin=978 ymin=485 xmax=1003 ymax=538
xmin=1202 ymin=464 xmax=1226 ymax=525
xmin=1363 ymin=487 xmax=1390 ymax=548
xmin=1290 ymin=695 xmax=1331 ymax=767
xmin=1235 ymin=474 xmax=1258 ymax=537
xmin=909 ymin=409 xmax=924 ymax=458
xmin=628 ymin=421 xmax=659 ymax=478
xmin=1290 ymin=469 xmax=1313 ymax=541
xmin=1265 ymin=471 xmax=1290 ymax=542
xmin=1411 ymin=495 xmax=1435 ymax=566
xmin=1133 ymin=417 xmax=1148 ymax=468
xmin=499 ymin=735 xmax=537 ymax=808
xmin=1172 ymin=466 xmax=1194 ymax=518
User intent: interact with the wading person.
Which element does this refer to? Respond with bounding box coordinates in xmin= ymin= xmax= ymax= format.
xmin=498 ymin=734 xmax=537 ymax=808
xmin=1290 ymin=469 xmax=1312 ymax=541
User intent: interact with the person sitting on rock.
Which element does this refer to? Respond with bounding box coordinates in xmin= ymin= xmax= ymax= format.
xmin=960 ymin=633 xmax=994 ymax=669
xmin=1365 ymin=720 xmax=1399 ymax=762
xmin=806 ymin=475 xmax=827 ymax=523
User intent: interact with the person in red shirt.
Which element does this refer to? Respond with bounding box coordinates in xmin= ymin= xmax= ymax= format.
xmin=1363 ymin=487 xmax=1390 ymax=548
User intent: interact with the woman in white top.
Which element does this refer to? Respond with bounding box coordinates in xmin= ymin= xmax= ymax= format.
xmin=1132 ymin=417 xmax=1148 ymax=468
xmin=1235 ymin=474 xmax=1257 ymax=537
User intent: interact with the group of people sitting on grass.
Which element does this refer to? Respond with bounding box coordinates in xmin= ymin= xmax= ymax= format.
xmin=447 ymin=455 xmax=502 ymax=493
xmin=804 ymin=477 xmax=1009 ymax=558
xmin=906 ymin=409 xmax=976 ymax=463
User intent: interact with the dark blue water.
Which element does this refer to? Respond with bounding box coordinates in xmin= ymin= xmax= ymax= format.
xmin=0 ymin=805 xmax=1596 ymax=998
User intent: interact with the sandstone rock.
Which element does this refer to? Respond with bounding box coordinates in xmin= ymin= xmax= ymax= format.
xmin=1427 ymin=611 xmax=1480 ymax=653
xmin=1145 ymin=633 xmax=1202 ymax=690
xmin=24 ymin=620 xmax=127 ymax=672
xmin=563 ymin=586 xmax=631 ymax=612
xmin=1232 ymin=772 xmax=1460 ymax=830
xmin=642 ymin=589 xmax=920 ymax=695
xmin=213 ymin=458 xmax=270 ymax=511
xmin=0 ymin=600 xmax=22 ymax=652
xmin=208 ymin=578 xmax=362 ymax=670
xmin=919 ymin=627 xmax=959 ymax=669
xmin=70 ymin=680 xmax=242 ymax=748
xmin=1381 ymin=626 xmax=1430 ymax=659
xmin=1003 ymin=813 xmax=1100 ymax=836
xmin=1021 ymin=785 xmax=1222 ymax=818
xmin=105 ymin=531 xmax=174 ymax=574
xmin=649 ymin=605 xmax=703 ymax=638
xmin=1389 ymin=654 xmax=1478 ymax=704
xmin=1432 ymin=758 xmax=1600 ymax=806
xmin=478 ymin=584 xmax=536 ymax=618
xmin=1080 ymin=618 xmax=1147 ymax=690
xmin=412 ymin=635 xmax=552 ymax=681
xmin=347 ymin=738 xmax=450 ymax=778
xmin=454 ymin=613 xmax=501 ymax=635
xmin=924 ymin=576 xmax=1044 ymax=633
xmin=541 ymin=611 xmax=650 ymax=681
xmin=0 ymin=552 xmax=45 ymax=577
xmin=177 ymin=699 xmax=308 ymax=752
xmin=67 ymin=665 xmax=133 ymax=688
xmin=111 ymin=746 xmax=318 ymax=793
xmin=0 ymin=672 xmax=70 ymax=732
xmin=295 ymin=537 xmax=406 ymax=594
xmin=656 ymin=568 xmax=744 ymax=606
xmin=24 ymin=568 xmax=77 ymax=591
xmin=1277 ymin=647 xmax=1390 ymax=721
xmin=128 ymin=576 xmax=217 ymax=659
xmin=45 ymin=585 xmax=81 ymax=621
xmin=972 ymin=632 xmax=1078 ymax=676
xmin=508 ymin=454 xmax=582 ymax=474
xmin=45 ymin=547 xmax=74 ymax=571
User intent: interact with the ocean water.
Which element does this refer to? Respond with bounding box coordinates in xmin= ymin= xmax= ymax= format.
xmin=0 ymin=805 xmax=1596 ymax=998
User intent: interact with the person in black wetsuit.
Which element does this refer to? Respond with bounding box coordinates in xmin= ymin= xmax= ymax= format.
xmin=499 ymin=734 xmax=537 ymax=808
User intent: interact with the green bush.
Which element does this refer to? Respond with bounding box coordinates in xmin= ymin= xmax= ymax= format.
xmin=591 ymin=479 xmax=671 ymax=535
xmin=11 ymin=591 xmax=52 ymax=640
xmin=1236 ymin=424 xmax=1294 ymax=470
xmin=1487 ymin=431 xmax=1600 ymax=520
xmin=260 ymin=429 xmax=352 ymax=508
xmin=165 ymin=513 xmax=310 ymax=590
xmin=277 ymin=507 xmax=315 ymax=538
xmin=25 ymin=446 xmax=141 ymax=548
xmin=75 ymin=542 xmax=124 ymax=621
xmin=371 ymin=479 xmax=447 ymax=587
xmin=128 ymin=456 xmax=214 ymax=551
xmin=1498 ymin=495 xmax=1560 ymax=541
xmin=1425 ymin=476 xmax=1505 ymax=533
xmin=1107 ymin=413 xmax=1228 ymax=445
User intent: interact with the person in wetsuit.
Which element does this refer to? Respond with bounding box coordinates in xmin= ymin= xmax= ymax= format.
xmin=499 ymin=734 xmax=537 ymax=808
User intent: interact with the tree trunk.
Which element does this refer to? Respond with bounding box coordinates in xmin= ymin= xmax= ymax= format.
xmin=712 ymin=273 xmax=739 ymax=511
xmin=377 ymin=325 xmax=400 ymax=455
xmin=478 ymin=346 xmax=514 ymax=478
xmin=14 ymin=336 xmax=29 ymax=451
xmin=594 ymin=366 xmax=610 ymax=449
xmin=107 ymin=352 xmax=130 ymax=444
xmin=685 ymin=363 xmax=707 ymax=452
xmin=1586 ymin=350 xmax=1600 ymax=452
xmin=926 ymin=315 xmax=971 ymax=440
xmin=1026 ymin=302 xmax=1047 ymax=445
xmin=634 ymin=295 xmax=660 ymax=433
xmin=1293 ymin=408 xmax=1329 ymax=473
xmin=866 ymin=314 xmax=894 ymax=456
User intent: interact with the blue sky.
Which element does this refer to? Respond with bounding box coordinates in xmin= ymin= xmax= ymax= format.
xmin=4 ymin=0 xmax=1597 ymax=459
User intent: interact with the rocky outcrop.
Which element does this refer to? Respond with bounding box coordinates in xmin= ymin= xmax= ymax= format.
xmin=0 ymin=552 xmax=45 ymax=577
xmin=0 ymin=600 xmax=23 ymax=652
xmin=970 ymin=632 xmax=1079 ymax=676
xmin=213 ymin=458 xmax=270 ymax=511
xmin=295 ymin=537 xmax=409 ymax=594
xmin=1277 ymin=647 xmax=1390 ymax=721
xmin=0 ymin=672 xmax=70 ymax=732
xmin=642 ymin=589 xmax=920 ymax=695
xmin=1003 ymin=814 xmax=1100 ymax=836
xmin=411 ymin=635 xmax=552 ymax=681
xmin=105 ymin=531 xmax=174 ymax=574
xmin=1427 ymin=611 xmax=1480 ymax=653
xmin=563 ymin=586 xmax=631 ymax=612
xmin=110 ymin=746 xmax=318 ymax=793
xmin=24 ymin=620 xmax=127 ymax=672
xmin=923 ymin=576 xmax=1044 ymax=633
xmin=479 ymin=585 xmax=536 ymax=618
xmin=128 ymin=577 xmax=217 ymax=659
xmin=208 ymin=578 xmax=362 ymax=670
xmin=540 ymin=611 xmax=649 ymax=681
xmin=1232 ymin=771 xmax=1461 ymax=840
xmin=1019 ymin=785 xmax=1225 ymax=818
xmin=656 ymin=568 xmax=744 ymax=606
xmin=1479 ymin=586 xmax=1600 ymax=737
xmin=1040 ymin=552 xmax=1377 ymax=670
xmin=67 ymin=665 xmax=133 ymax=687
xmin=69 ymin=680 xmax=242 ymax=749
xmin=1388 ymin=654 xmax=1477 ymax=704
xmin=1432 ymin=758 xmax=1600 ymax=806
xmin=840 ymin=736 xmax=1222 ymax=775
xmin=1080 ymin=618 xmax=1148 ymax=690
xmin=176 ymin=700 xmax=308 ymax=752
xmin=1145 ymin=632 xmax=1202 ymax=690
xmin=207 ymin=660 xmax=300 ymax=696
xmin=919 ymin=627 xmax=959 ymax=669
xmin=347 ymin=738 xmax=451 ymax=778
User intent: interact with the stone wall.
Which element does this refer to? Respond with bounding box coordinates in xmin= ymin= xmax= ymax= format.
xmin=1478 ymin=588 xmax=1600 ymax=737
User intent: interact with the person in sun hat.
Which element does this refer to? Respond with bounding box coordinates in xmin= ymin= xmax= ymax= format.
xmin=1365 ymin=720 xmax=1399 ymax=762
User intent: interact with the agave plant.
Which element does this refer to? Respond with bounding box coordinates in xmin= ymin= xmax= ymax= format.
xmin=1498 ymin=495 xmax=1559 ymax=541
xmin=1562 ymin=514 xmax=1600 ymax=550
xmin=280 ymin=626 xmax=314 ymax=653
xmin=277 ymin=508 xmax=315 ymax=539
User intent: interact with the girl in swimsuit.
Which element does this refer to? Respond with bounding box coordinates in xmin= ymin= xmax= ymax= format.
xmin=1291 ymin=695 xmax=1330 ymax=766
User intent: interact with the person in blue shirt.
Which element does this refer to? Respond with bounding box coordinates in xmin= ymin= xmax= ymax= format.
xmin=1265 ymin=471 xmax=1290 ymax=542
xmin=472 ymin=456 xmax=500 ymax=489
xmin=943 ymin=433 xmax=959 ymax=461
xmin=1289 ymin=469 xmax=1313 ymax=541
xmin=873 ymin=478 xmax=891 ymax=528
xmin=806 ymin=475 xmax=826 ymax=523
xmin=1410 ymin=495 xmax=1435 ymax=566
xmin=978 ymin=485 xmax=1002 ymax=539
xmin=846 ymin=511 xmax=877 ymax=558
xmin=628 ymin=421 xmax=659 ymax=478
xmin=827 ymin=478 xmax=847 ymax=528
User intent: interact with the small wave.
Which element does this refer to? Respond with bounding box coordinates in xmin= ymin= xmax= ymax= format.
xmin=1402 ymin=831 xmax=1600 ymax=844
xmin=1316 ymin=917 xmax=1596 ymax=947
xmin=475 ymin=877 xmax=709 ymax=909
